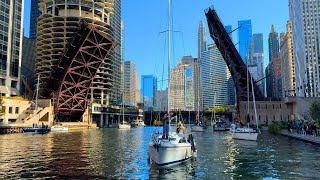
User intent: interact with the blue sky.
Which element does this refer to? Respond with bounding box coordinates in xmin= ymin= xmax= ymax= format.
xmin=24 ymin=0 xmax=289 ymax=90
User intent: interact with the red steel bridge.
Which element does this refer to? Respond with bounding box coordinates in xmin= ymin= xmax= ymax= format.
xmin=40 ymin=21 xmax=115 ymax=121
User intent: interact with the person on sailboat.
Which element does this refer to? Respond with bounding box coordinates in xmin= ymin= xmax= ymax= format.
xmin=162 ymin=112 xmax=173 ymax=139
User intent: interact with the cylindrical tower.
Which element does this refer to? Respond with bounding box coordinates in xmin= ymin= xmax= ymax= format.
xmin=36 ymin=0 xmax=115 ymax=104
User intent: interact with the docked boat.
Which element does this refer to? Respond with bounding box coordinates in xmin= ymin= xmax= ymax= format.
xmin=119 ymin=122 xmax=131 ymax=129
xmin=50 ymin=125 xmax=68 ymax=132
xmin=23 ymin=127 xmax=51 ymax=134
xmin=213 ymin=120 xmax=230 ymax=131
xmin=230 ymin=126 xmax=258 ymax=141
xmin=131 ymin=118 xmax=146 ymax=127
xmin=148 ymin=131 xmax=196 ymax=167
xmin=191 ymin=125 xmax=204 ymax=132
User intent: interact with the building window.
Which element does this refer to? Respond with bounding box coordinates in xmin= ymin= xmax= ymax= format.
xmin=8 ymin=119 xmax=16 ymax=123
xmin=9 ymin=107 xmax=12 ymax=114
xmin=0 ymin=79 xmax=5 ymax=85
xmin=15 ymin=107 xmax=19 ymax=114
xmin=11 ymin=80 xmax=17 ymax=88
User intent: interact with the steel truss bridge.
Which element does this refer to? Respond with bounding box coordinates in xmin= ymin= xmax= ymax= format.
xmin=41 ymin=21 xmax=115 ymax=121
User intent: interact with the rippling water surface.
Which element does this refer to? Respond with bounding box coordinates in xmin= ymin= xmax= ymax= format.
xmin=1 ymin=126 xmax=320 ymax=179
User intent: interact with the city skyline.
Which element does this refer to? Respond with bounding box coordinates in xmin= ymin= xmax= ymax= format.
xmin=23 ymin=0 xmax=289 ymax=87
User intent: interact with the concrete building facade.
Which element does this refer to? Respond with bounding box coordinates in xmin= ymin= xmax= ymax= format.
xmin=170 ymin=61 xmax=188 ymax=111
xmin=124 ymin=61 xmax=135 ymax=104
xmin=156 ymin=88 xmax=168 ymax=112
xmin=202 ymin=44 xmax=230 ymax=109
xmin=135 ymin=72 xmax=140 ymax=104
xmin=195 ymin=21 xmax=206 ymax=112
xmin=289 ymin=0 xmax=320 ymax=97
xmin=0 ymin=0 xmax=24 ymax=96
xmin=110 ymin=0 xmax=122 ymax=102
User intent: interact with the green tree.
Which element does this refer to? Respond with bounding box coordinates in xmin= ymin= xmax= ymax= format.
xmin=310 ymin=100 xmax=320 ymax=121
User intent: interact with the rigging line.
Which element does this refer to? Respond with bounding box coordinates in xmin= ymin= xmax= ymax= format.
xmin=170 ymin=0 xmax=176 ymax=69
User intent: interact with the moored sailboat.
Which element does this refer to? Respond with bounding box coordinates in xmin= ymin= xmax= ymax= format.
xmin=230 ymin=55 xmax=259 ymax=141
xmin=148 ymin=0 xmax=197 ymax=166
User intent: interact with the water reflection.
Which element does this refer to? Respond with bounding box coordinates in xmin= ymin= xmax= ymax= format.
xmin=1 ymin=128 xmax=320 ymax=179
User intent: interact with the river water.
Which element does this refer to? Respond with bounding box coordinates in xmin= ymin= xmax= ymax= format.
xmin=1 ymin=126 xmax=320 ymax=179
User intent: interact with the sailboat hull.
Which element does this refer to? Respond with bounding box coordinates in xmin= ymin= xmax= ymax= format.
xmin=148 ymin=142 xmax=192 ymax=167
xmin=119 ymin=124 xmax=131 ymax=129
xmin=231 ymin=131 xmax=258 ymax=141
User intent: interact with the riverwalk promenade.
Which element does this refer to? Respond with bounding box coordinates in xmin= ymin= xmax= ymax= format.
xmin=280 ymin=130 xmax=320 ymax=144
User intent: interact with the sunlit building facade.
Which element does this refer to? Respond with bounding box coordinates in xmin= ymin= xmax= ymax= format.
xmin=124 ymin=61 xmax=136 ymax=104
xmin=280 ymin=20 xmax=295 ymax=97
xmin=289 ymin=0 xmax=320 ymax=97
xmin=202 ymin=44 xmax=229 ymax=108
xmin=195 ymin=21 xmax=206 ymax=112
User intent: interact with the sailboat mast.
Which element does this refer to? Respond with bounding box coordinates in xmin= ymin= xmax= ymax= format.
xmin=246 ymin=56 xmax=249 ymax=116
xmin=167 ymin=0 xmax=171 ymax=118
xmin=250 ymin=74 xmax=259 ymax=130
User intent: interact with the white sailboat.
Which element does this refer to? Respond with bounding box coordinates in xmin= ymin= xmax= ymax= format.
xmin=119 ymin=61 xmax=130 ymax=130
xmin=191 ymin=70 xmax=204 ymax=132
xmin=119 ymin=103 xmax=131 ymax=129
xmin=230 ymin=57 xmax=259 ymax=141
xmin=148 ymin=0 xmax=197 ymax=166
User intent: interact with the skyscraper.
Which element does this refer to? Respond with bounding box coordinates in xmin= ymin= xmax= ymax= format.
xmin=124 ymin=61 xmax=136 ymax=104
xmin=195 ymin=21 xmax=206 ymax=112
xmin=252 ymin=33 xmax=264 ymax=93
xmin=202 ymin=44 xmax=230 ymax=108
xmin=225 ymin=25 xmax=236 ymax=105
xmin=238 ymin=20 xmax=252 ymax=63
xmin=0 ymin=0 xmax=24 ymax=96
xmin=21 ymin=37 xmax=36 ymax=98
xmin=170 ymin=61 xmax=188 ymax=111
xmin=280 ymin=20 xmax=295 ymax=97
xmin=289 ymin=0 xmax=320 ymax=97
xmin=135 ymin=72 xmax=140 ymax=104
xmin=268 ymin=25 xmax=280 ymax=62
xmin=110 ymin=0 xmax=122 ymax=102
xmin=141 ymin=75 xmax=157 ymax=111
xmin=270 ymin=57 xmax=282 ymax=99
xmin=36 ymin=0 xmax=115 ymax=105
xmin=30 ymin=0 xmax=41 ymax=39
xmin=156 ymin=89 xmax=168 ymax=112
